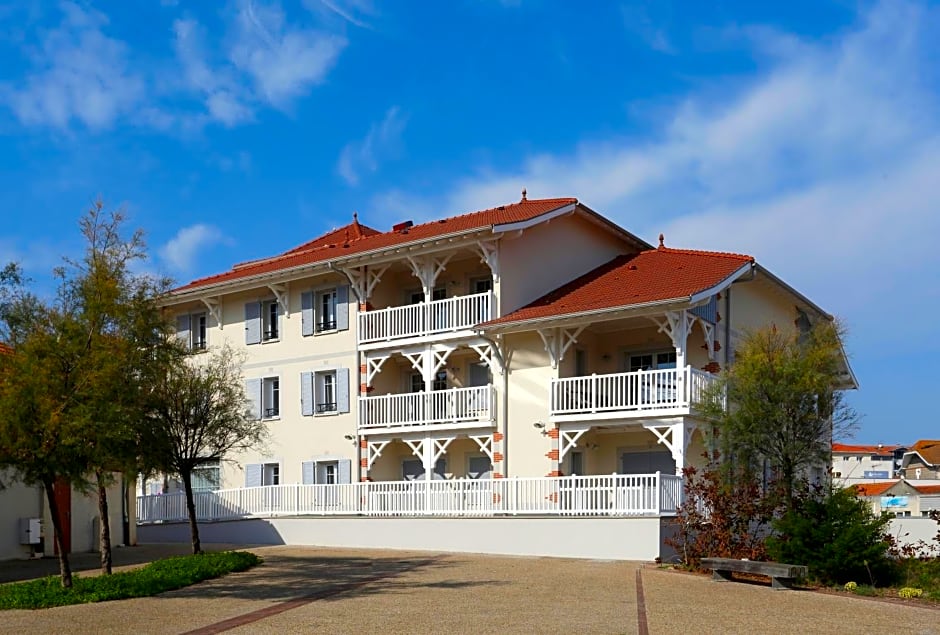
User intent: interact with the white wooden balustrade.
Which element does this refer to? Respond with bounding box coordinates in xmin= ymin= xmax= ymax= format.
xmin=358 ymin=291 xmax=492 ymax=344
xmin=136 ymin=473 xmax=683 ymax=523
xmin=359 ymin=385 xmax=494 ymax=430
xmin=550 ymin=366 xmax=720 ymax=418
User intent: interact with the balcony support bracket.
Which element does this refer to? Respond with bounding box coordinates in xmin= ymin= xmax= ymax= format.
xmin=340 ymin=264 xmax=390 ymax=303
xmin=475 ymin=240 xmax=500 ymax=282
xmin=200 ymin=296 xmax=223 ymax=330
xmin=366 ymin=440 xmax=390 ymax=470
xmin=471 ymin=342 xmax=504 ymax=376
xmin=559 ymin=425 xmax=590 ymax=462
xmin=407 ymin=254 xmax=453 ymax=299
xmin=364 ymin=353 xmax=390 ymax=386
xmin=538 ymin=326 xmax=586 ymax=369
xmin=267 ymin=283 xmax=290 ymax=318
xmin=470 ymin=434 xmax=494 ymax=463
xmin=644 ymin=421 xmax=696 ymax=475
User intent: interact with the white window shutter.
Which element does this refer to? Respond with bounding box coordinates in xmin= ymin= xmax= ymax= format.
xmin=245 ymin=463 xmax=262 ymax=487
xmin=246 ymin=378 xmax=262 ymax=420
xmin=336 ymin=285 xmax=349 ymax=331
xmin=244 ymin=302 xmax=261 ymax=345
xmin=301 ymin=460 xmax=316 ymax=484
xmin=336 ymin=367 xmax=350 ymax=414
xmin=301 ymin=292 xmax=314 ymax=337
xmin=176 ymin=314 xmax=191 ymax=346
xmin=300 ymin=371 xmax=313 ymax=416
xmin=338 ymin=459 xmax=352 ymax=484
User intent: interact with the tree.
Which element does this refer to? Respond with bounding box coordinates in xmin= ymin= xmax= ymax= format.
xmin=703 ymin=321 xmax=857 ymax=508
xmin=145 ymin=344 xmax=267 ymax=554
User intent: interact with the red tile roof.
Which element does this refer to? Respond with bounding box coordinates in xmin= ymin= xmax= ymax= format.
xmin=906 ymin=440 xmax=940 ymax=466
xmin=852 ymin=481 xmax=899 ymax=497
xmin=173 ymin=198 xmax=578 ymax=294
xmin=832 ymin=443 xmax=899 ymax=456
xmin=481 ymin=245 xmax=754 ymax=327
xmin=913 ymin=484 xmax=940 ymax=495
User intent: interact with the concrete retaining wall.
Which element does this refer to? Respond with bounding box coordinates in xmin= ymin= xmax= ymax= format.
xmin=139 ymin=516 xmax=673 ymax=561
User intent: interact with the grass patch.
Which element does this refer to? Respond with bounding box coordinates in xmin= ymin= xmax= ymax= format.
xmin=0 ymin=550 xmax=261 ymax=610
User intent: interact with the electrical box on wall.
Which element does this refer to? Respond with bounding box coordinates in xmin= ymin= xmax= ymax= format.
xmin=18 ymin=517 xmax=41 ymax=545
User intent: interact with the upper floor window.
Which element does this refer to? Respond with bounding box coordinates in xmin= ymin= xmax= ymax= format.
xmin=300 ymin=368 xmax=350 ymax=416
xmin=176 ymin=312 xmax=208 ymax=352
xmin=317 ymin=289 xmax=337 ymax=332
xmin=472 ymin=278 xmax=493 ymax=294
xmin=316 ymin=371 xmax=336 ymax=413
xmin=262 ymin=300 xmax=279 ymax=341
xmin=247 ymin=376 xmax=280 ymax=419
xmin=628 ymin=351 xmax=677 ymax=372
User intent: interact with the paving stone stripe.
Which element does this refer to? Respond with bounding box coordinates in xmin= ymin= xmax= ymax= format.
xmin=636 ymin=569 xmax=649 ymax=635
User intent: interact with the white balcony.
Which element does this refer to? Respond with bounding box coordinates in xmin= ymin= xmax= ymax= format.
xmin=550 ymin=366 xmax=720 ymax=420
xmin=358 ymin=291 xmax=492 ymax=345
xmin=136 ymin=473 xmax=683 ymax=522
xmin=359 ymin=385 xmax=495 ymax=432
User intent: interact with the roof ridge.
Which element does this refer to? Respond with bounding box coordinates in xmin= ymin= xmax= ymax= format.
xmin=654 ymin=245 xmax=754 ymax=261
xmin=406 ymin=197 xmax=578 ymax=230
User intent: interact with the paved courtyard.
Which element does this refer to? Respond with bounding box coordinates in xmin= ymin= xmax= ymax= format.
xmin=1 ymin=545 xmax=938 ymax=634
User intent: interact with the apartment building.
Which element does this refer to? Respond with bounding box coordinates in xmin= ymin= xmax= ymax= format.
xmin=159 ymin=195 xmax=852 ymax=494
xmin=831 ymin=443 xmax=905 ymax=486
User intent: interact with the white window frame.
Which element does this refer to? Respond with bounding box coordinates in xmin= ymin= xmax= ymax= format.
xmin=315 ymin=288 xmax=338 ymax=333
xmin=466 ymin=454 xmax=492 ymax=480
xmin=190 ymin=312 xmax=208 ymax=351
xmin=190 ymin=459 xmax=221 ymax=492
xmin=625 ymin=349 xmax=677 ymax=372
xmin=262 ymin=461 xmax=280 ymax=486
xmin=262 ymin=376 xmax=280 ymax=419
xmin=262 ymin=299 xmax=280 ymax=342
xmin=470 ymin=276 xmax=493 ymax=294
xmin=315 ymin=370 xmax=338 ymax=415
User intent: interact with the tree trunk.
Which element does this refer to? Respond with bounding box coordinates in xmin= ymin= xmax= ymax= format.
xmin=96 ymin=470 xmax=113 ymax=575
xmin=181 ymin=470 xmax=202 ymax=555
xmin=43 ymin=478 xmax=73 ymax=588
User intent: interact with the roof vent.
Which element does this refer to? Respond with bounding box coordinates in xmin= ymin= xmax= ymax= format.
xmin=393 ymin=220 xmax=413 ymax=232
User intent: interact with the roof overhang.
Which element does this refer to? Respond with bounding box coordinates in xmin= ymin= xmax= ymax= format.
xmin=901 ymin=450 xmax=938 ymax=469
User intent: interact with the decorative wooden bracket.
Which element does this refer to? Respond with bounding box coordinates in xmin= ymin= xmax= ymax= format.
xmin=537 ymin=326 xmax=586 ymax=369
xmin=200 ymin=296 xmax=223 ymax=329
xmin=267 ymin=283 xmax=290 ymax=318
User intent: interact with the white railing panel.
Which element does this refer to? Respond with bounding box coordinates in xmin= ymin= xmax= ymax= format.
xmin=551 ymin=366 xmax=722 ymax=416
xmin=359 ymin=385 xmax=494 ymax=430
xmin=137 ymin=473 xmax=682 ymax=524
xmin=358 ymin=292 xmax=492 ymax=344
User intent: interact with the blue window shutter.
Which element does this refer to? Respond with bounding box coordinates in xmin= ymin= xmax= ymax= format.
xmin=245 ymin=463 xmax=262 ymax=488
xmin=336 ymin=367 xmax=350 ymax=414
xmin=338 ymin=459 xmax=352 ymax=484
xmin=336 ymin=285 xmax=349 ymax=331
xmin=300 ymin=371 xmax=313 ymax=416
xmin=301 ymin=292 xmax=314 ymax=337
xmin=244 ymin=302 xmax=261 ymax=345
xmin=301 ymin=460 xmax=316 ymax=485
xmin=246 ymin=378 xmax=262 ymax=420
xmin=176 ymin=314 xmax=191 ymax=346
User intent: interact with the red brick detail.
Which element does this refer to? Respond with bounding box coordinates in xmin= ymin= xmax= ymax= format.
xmin=547 ymin=471 xmax=563 ymax=477
xmin=548 ymin=428 xmax=560 ymax=439
xmin=492 ymin=493 xmax=502 ymax=504
xmin=493 ymin=452 xmax=504 ymax=462
xmin=716 ymin=292 xmax=721 ymax=300
xmin=701 ymin=362 xmax=721 ymax=373
xmin=713 ymin=339 xmax=721 ymax=352
xmin=359 ymin=303 xmax=374 ymax=312
xmin=546 ymin=449 xmax=559 ymax=461
xmin=545 ymin=491 xmax=559 ymax=502
xmin=359 ymin=364 xmax=367 ymax=374
xmin=492 ymin=473 xmax=505 ymax=479
xmin=359 ymin=438 xmax=367 ymax=449
xmin=493 ymin=432 xmax=504 ymax=442
xmin=360 ymin=383 xmax=374 ymax=394
xmin=360 ymin=458 xmax=368 ymax=468
xmin=360 ymin=477 xmax=372 ymax=483
xmin=715 ymin=310 xmax=722 ymax=323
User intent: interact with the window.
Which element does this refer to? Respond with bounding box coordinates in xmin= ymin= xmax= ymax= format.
xmin=245 ymin=462 xmax=280 ymax=487
xmin=262 ymin=463 xmax=279 ymax=485
xmin=569 ymin=451 xmax=584 ymax=476
xmin=316 ymin=371 xmax=336 ymax=413
xmin=302 ymin=458 xmax=352 ymax=484
xmin=628 ymin=351 xmax=677 ymax=372
xmin=190 ymin=460 xmax=221 ymax=492
xmin=408 ymin=287 xmax=446 ymax=304
xmin=262 ymin=300 xmax=279 ymax=341
xmin=472 ymin=277 xmax=493 ymax=293
xmin=575 ymin=349 xmax=588 ymax=377
xmin=403 ymin=458 xmax=446 ymax=480
xmin=257 ymin=377 xmax=279 ymax=419
xmin=176 ymin=312 xmax=208 ymax=351
xmin=316 ymin=289 xmax=337 ymax=332
xmin=467 ymin=456 xmax=492 ymax=479
xmin=411 ymin=371 xmax=447 ymax=393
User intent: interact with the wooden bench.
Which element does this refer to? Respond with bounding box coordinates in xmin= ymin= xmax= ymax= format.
xmin=700 ymin=558 xmax=808 ymax=590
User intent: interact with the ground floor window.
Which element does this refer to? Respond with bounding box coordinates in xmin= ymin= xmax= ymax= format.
xmin=467 ymin=456 xmax=492 ymax=479
xmin=619 ymin=450 xmax=675 ymax=475
xmin=190 ymin=460 xmax=221 ymax=492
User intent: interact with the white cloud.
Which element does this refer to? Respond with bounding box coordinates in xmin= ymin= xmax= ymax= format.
xmin=1 ymin=2 xmax=145 ymax=130
xmin=159 ymin=224 xmax=231 ymax=273
xmin=398 ymin=0 xmax=940 ymax=352
xmin=338 ymin=106 xmax=407 ymax=185
xmin=307 ymin=0 xmax=377 ymax=29
xmin=229 ymin=0 xmax=346 ymax=107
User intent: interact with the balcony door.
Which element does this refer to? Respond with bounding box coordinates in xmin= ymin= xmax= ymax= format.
xmin=619 ymin=450 xmax=675 ymax=475
xmin=627 ymin=351 xmax=678 ymax=404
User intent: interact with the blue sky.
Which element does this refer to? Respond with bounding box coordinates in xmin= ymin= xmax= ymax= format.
xmin=1 ymin=0 xmax=937 ymax=445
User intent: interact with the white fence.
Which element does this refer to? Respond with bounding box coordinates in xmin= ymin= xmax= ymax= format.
xmin=358 ymin=292 xmax=492 ymax=344
xmin=550 ymin=366 xmax=720 ymax=416
xmin=359 ymin=385 xmax=494 ymax=430
xmin=137 ymin=473 xmax=682 ymax=524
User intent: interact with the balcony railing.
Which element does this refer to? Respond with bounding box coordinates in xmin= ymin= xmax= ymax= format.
xmin=550 ymin=366 xmax=721 ymax=418
xmin=358 ymin=291 xmax=492 ymax=344
xmin=359 ymin=385 xmax=494 ymax=431
xmin=136 ymin=473 xmax=682 ymax=523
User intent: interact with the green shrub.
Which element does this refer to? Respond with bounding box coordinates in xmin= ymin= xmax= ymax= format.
xmin=895 ymin=557 xmax=940 ymax=601
xmin=0 ymin=550 xmax=261 ymax=610
xmin=766 ymin=487 xmax=892 ymax=585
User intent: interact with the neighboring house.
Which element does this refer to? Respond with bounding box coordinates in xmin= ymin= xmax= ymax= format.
xmin=831 ymin=443 xmax=905 ymax=486
xmin=853 ymin=480 xmax=940 ymax=518
xmin=154 ymin=194 xmax=855 ymax=496
xmin=0 ymin=343 xmax=136 ymax=561
xmin=900 ymin=440 xmax=940 ymax=480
